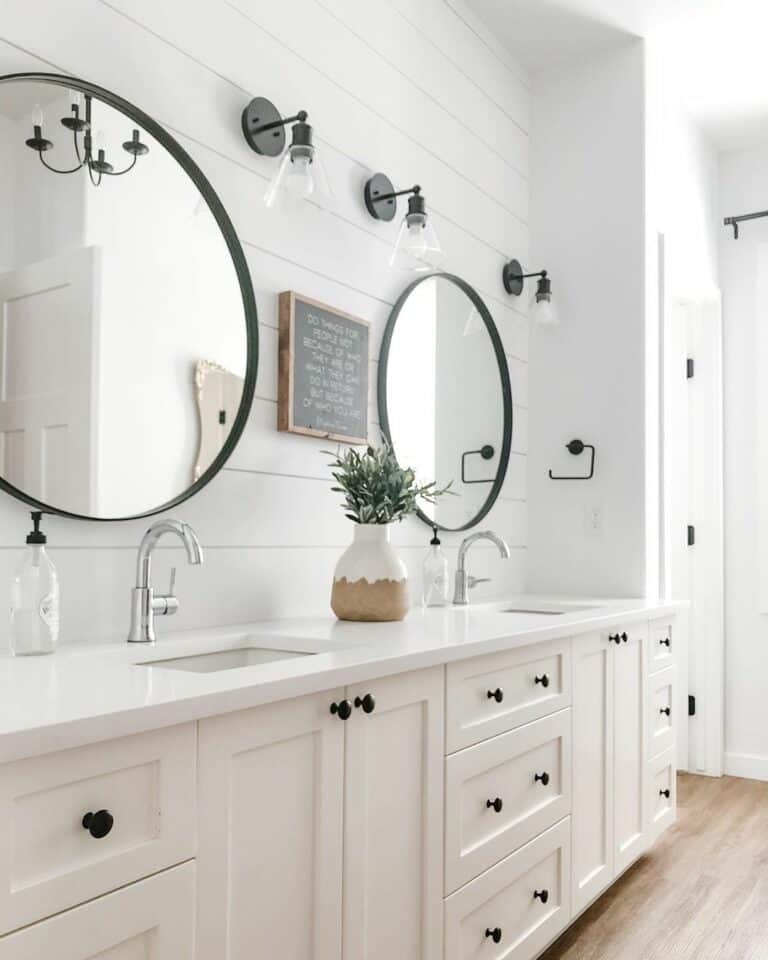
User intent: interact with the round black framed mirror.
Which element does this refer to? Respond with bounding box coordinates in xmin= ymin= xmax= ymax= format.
xmin=0 ymin=72 xmax=258 ymax=520
xmin=378 ymin=272 xmax=512 ymax=532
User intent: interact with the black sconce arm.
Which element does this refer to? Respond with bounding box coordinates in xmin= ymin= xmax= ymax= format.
xmin=373 ymin=183 xmax=421 ymax=204
xmin=250 ymin=109 xmax=308 ymax=135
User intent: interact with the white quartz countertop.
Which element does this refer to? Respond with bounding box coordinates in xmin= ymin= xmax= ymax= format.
xmin=0 ymin=595 xmax=679 ymax=763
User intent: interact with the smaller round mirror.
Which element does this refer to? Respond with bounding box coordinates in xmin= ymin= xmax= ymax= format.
xmin=378 ymin=273 xmax=512 ymax=531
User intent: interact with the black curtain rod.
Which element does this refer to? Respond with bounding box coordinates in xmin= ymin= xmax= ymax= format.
xmin=723 ymin=209 xmax=768 ymax=239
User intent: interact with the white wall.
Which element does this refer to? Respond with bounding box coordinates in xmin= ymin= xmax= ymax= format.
xmin=527 ymin=40 xmax=647 ymax=597
xmin=0 ymin=0 xmax=530 ymax=645
xmin=719 ymin=143 xmax=768 ymax=778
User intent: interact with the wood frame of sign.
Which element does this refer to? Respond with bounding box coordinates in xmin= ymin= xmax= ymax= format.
xmin=278 ymin=291 xmax=370 ymax=444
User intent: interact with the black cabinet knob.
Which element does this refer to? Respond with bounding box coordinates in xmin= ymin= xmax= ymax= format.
xmin=659 ymin=706 xmax=671 ymax=716
xmin=534 ymin=673 xmax=550 ymax=688
xmin=659 ymin=788 xmax=671 ymax=798
xmin=621 ymin=632 xmax=628 ymax=643
xmin=486 ymin=797 xmax=503 ymax=813
xmin=354 ymin=693 xmax=376 ymax=714
xmin=485 ymin=927 xmax=502 ymax=944
xmin=533 ymin=888 xmax=550 ymax=904
xmin=487 ymin=687 xmax=504 ymax=703
xmin=534 ymin=771 xmax=550 ymax=786
xmin=608 ymin=633 xmax=621 ymax=645
xmin=660 ymin=637 xmax=671 ymax=647
xmin=330 ymin=699 xmax=352 ymax=720
xmin=82 ymin=809 xmax=114 ymax=839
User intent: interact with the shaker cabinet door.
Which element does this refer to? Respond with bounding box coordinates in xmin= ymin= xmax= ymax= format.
xmin=343 ymin=667 xmax=444 ymax=960
xmin=613 ymin=626 xmax=648 ymax=874
xmin=196 ymin=690 xmax=345 ymax=960
xmin=571 ymin=631 xmax=614 ymax=915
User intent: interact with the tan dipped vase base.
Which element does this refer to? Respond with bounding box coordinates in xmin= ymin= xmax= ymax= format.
xmin=331 ymin=577 xmax=409 ymax=622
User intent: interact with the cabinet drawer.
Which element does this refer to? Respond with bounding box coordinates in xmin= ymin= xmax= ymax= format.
xmin=0 ymin=861 xmax=195 ymax=958
xmin=446 ymin=639 xmax=571 ymax=752
xmin=648 ymin=748 xmax=676 ymax=842
xmin=0 ymin=723 xmax=196 ymax=934
xmin=648 ymin=667 xmax=675 ymax=759
xmin=445 ymin=710 xmax=571 ymax=894
xmin=648 ymin=620 xmax=674 ymax=674
xmin=445 ymin=818 xmax=571 ymax=960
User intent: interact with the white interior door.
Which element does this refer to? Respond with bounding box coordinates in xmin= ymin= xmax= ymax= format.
xmin=664 ymin=296 xmax=724 ymax=776
xmin=0 ymin=246 xmax=98 ymax=513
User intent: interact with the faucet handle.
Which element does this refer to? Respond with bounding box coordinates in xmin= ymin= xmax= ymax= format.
xmin=152 ymin=567 xmax=179 ymax=617
xmin=467 ymin=576 xmax=491 ymax=590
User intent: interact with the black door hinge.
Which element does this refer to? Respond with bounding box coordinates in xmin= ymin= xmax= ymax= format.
xmin=688 ymin=694 xmax=696 ymax=717
xmin=687 ymin=357 xmax=695 ymax=379
xmin=687 ymin=524 xmax=695 ymax=546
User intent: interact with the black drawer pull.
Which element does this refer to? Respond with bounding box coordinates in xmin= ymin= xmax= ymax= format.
xmin=534 ymin=771 xmax=550 ymax=786
xmin=485 ymin=927 xmax=502 ymax=944
xmin=608 ymin=633 xmax=621 ymax=645
xmin=487 ymin=687 xmax=504 ymax=703
xmin=659 ymin=637 xmax=671 ymax=647
xmin=534 ymin=888 xmax=550 ymax=904
xmin=330 ymin=699 xmax=352 ymax=720
xmin=534 ymin=673 xmax=550 ymax=688
xmin=659 ymin=788 xmax=671 ymax=798
xmin=659 ymin=706 xmax=671 ymax=716
xmin=82 ymin=809 xmax=114 ymax=839
xmin=354 ymin=693 xmax=376 ymax=714
xmin=486 ymin=797 xmax=503 ymax=813
xmin=621 ymin=632 xmax=628 ymax=643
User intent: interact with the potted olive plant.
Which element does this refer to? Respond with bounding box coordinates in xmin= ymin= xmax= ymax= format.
xmin=326 ymin=445 xmax=450 ymax=622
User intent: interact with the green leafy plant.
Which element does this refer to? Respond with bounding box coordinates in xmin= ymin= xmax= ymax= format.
xmin=326 ymin=445 xmax=452 ymax=524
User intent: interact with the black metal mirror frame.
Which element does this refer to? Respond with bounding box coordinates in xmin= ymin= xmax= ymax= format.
xmin=378 ymin=272 xmax=513 ymax=532
xmin=0 ymin=72 xmax=259 ymax=521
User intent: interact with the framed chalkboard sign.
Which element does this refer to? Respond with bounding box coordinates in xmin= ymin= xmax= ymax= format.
xmin=278 ymin=292 xmax=370 ymax=444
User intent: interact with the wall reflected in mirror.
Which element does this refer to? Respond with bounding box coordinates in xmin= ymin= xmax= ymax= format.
xmin=381 ymin=274 xmax=511 ymax=531
xmin=0 ymin=77 xmax=251 ymax=518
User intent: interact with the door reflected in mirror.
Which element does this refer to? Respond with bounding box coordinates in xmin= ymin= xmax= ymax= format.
xmin=379 ymin=273 xmax=512 ymax=531
xmin=0 ymin=75 xmax=256 ymax=519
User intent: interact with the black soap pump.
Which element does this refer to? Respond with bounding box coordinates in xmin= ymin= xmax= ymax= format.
xmin=422 ymin=524 xmax=449 ymax=608
xmin=9 ymin=512 xmax=60 ymax=655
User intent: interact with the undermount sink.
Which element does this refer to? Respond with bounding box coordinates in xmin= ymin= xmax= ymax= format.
xmin=500 ymin=603 xmax=598 ymax=616
xmin=138 ymin=645 xmax=315 ymax=673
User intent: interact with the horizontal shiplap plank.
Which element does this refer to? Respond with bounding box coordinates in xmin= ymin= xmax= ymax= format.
xmin=389 ymin=0 xmax=530 ymax=113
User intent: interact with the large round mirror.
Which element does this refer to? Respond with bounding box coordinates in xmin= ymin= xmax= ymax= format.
xmin=379 ymin=273 xmax=512 ymax=531
xmin=0 ymin=73 xmax=257 ymax=520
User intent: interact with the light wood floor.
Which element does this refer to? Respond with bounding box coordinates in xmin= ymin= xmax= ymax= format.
xmin=541 ymin=773 xmax=768 ymax=960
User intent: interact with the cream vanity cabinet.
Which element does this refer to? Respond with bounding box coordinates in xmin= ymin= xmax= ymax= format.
xmin=196 ymin=666 xmax=444 ymax=960
xmin=572 ymin=625 xmax=648 ymax=914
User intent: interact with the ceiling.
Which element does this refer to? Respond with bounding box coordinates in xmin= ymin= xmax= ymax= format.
xmin=464 ymin=0 xmax=768 ymax=149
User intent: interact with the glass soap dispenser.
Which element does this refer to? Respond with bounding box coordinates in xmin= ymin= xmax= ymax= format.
xmin=422 ymin=525 xmax=450 ymax=608
xmin=10 ymin=512 xmax=60 ymax=656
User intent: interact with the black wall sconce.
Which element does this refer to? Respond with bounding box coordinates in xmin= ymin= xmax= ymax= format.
xmin=549 ymin=438 xmax=595 ymax=480
xmin=25 ymin=93 xmax=149 ymax=187
xmin=241 ymin=96 xmax=331 ymax=208
xmin=364 ymin=172 xmax=444 ymax=271
xmin=503 ymin=258 xmax=558 ymax=325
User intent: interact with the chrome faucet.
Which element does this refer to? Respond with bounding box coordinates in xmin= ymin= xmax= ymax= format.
xmin=453 ymin=530 xmax=511 ymax=605
xmin=127 ymin=519 xmax=204 ymax=643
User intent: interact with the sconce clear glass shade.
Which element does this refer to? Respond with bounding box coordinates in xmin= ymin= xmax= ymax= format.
xmin=389 ymin=214 xmax=445 ymax=272
xmin=530 ymin=293 xmax=558 ymax=326
xmin=264 ymin=144 xmax=333 ymax=210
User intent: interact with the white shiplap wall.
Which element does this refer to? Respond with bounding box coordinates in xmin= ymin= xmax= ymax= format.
xmin=0 ymin=0 xmax=530 ymax=645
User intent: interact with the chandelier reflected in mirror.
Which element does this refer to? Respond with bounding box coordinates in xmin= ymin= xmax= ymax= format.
xmin=25 ymin=91 xmax=149 ymax=186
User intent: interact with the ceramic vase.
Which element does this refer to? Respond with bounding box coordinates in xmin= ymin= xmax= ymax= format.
xmin=331 ymin=523 xmax=409 ymax=622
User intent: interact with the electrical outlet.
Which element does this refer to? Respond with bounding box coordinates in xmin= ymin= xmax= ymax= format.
xmin=585 ymin=505 xmax=602 ymax=535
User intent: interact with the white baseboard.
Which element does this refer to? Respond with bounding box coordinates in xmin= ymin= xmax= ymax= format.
xmin=724 ymin=752 xmax=768 ymax=782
